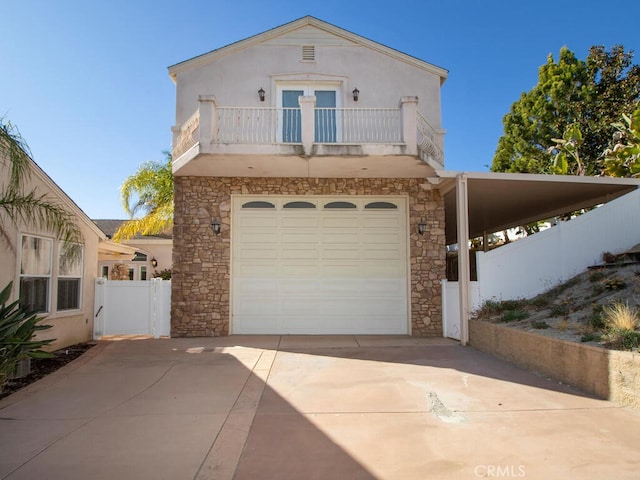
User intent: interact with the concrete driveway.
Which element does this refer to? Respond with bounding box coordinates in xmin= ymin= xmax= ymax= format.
xmin=1 ymin=336 xmax=639 ymax=480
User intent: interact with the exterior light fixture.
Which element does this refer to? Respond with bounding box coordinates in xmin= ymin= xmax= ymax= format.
xmin=151 ymin=257 xmax=158 ymax=268
xmin=258 ymin=87 xmax=265 ymax=102
xmin=211 ymin=219 xmax=221 ymax=235
xmin=418 ymin=220 xmax=427 ymax=236
xmin=352 ymin=87 xmax=359 ymax=102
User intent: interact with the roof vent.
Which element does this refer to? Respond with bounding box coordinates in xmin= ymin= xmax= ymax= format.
xmin=302 ymin=45 xmax=315 ymax=61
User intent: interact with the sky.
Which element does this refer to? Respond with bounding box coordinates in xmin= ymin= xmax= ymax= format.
xmin=2 ymin=0 xmax=639 ymax=219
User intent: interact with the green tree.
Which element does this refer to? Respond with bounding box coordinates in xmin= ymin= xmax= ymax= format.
xmin=603 ymin=102 xmax=640 ymax=177
xmin=113 ymin=152 xmax=173 ymax=241
xmin=0 ymin=119 xmax=83 ymax=251
xmin=492 ymin=45 xmax=640 ymax=175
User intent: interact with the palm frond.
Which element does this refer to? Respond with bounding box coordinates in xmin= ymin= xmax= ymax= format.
xmin=1 ymin=118 xmax=84 ymax=252
xmin=0 ymin=186 xmax=84 ymax=246
xmin=114 ymin=151 xmax=173 ymax=241
xmin=0 ymin=119 xmax=32 ymax=195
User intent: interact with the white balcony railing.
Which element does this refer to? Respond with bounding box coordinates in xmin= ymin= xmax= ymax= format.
xmin=213 ymin=107 xmax=402 ymax=145
xmin=315 ymin=108 xmax=402 ymax=144
xmin=172 ymin=110 xmax=200 ymax=159
xmin=417 ymin=111 xmax=444 ymax=164
xmin=172 ymin=95 xmax=442 ymax=162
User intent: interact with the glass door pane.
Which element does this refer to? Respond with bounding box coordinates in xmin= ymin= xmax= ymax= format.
xmin=282 ymin=90 xmax=303 ymax=142
xmin=315 ymin=90 xmax=336 ymax=143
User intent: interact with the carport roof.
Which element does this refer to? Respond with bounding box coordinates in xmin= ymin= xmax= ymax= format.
xmin=436 ymin=171 xmax=640 ymax=245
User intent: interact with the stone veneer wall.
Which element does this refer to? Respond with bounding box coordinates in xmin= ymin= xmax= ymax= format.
xmin=172 ymin=177 xmax=446 ymax=337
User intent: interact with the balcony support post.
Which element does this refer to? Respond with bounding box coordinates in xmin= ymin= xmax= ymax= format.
xmin=198 ymin=95 xmax=217 ymax=146
xmin=299 ymin=95 xmax=316 ymax=156
xmin=170 ymin=125 xmax=181 ymax=152
xmin=400 ymin=96 xmax=419 ymax=156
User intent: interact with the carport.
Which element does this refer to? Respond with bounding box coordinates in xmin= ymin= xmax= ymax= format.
xmin=434 ymin=170 xmax=640 ymax=344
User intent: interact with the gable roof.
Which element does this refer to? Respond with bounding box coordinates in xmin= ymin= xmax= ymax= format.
xmin=168 ymin=16 xmax=448 ymax=84
xmin=93 ymin=219 xmax=173 ymax=240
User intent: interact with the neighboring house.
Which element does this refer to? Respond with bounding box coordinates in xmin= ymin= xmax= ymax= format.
xmin=0 ymin=155 xmax=134 ymax=350
xmin=168 ymin=16 xmax=448 ymax=336
xmin=93 ymin=219 xmax=173 ymax=280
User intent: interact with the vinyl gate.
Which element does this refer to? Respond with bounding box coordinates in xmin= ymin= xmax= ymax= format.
xmin=94 ymin=278 xmax=171 ymax=338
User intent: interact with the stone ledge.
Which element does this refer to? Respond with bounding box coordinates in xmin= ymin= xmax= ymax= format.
xmin=469 ymin=319 xmax=640 ymax=411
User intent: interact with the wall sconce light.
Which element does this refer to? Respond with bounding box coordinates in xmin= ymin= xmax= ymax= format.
xmin=258 ymin=87 xmax=265 ymax=102
xmin=418 ymin=220 xmax=427 ymax=236
xmin=151 ymin=257 xmax=158 ymax=268
xmin=211 ymin=219 xmax=221 ymax=235
xmin=352 ymin=87 xmax=359 ymax=102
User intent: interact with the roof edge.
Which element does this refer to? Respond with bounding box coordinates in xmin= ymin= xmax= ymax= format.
xmin=168 ymin=16 xmax=448 ymax=83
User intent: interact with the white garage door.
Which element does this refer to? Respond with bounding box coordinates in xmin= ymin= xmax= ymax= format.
xmin=232 ymin=196 xmax=409 ymax=334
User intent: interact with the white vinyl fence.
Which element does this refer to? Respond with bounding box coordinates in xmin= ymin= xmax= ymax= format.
xmin=94 ymin=278 xmax=171 ymax=338
xmin=476 ymin=188 xmax=640 ymax=303
xmin=441 ymin=280 xmax=480 ymax=340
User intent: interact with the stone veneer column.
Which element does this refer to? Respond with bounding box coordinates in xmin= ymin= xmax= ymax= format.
xmin=171 ymin=177 xmax=446 ymax=337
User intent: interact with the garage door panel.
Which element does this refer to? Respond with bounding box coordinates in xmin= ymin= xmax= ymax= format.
xmin=234 ymin=278 xmax=278 ymax=295
xmin=317 ymin=278 xmax=362 ymax=296
xmin=362 ymin=215 xmax=402 ymax=226
xmin=234 ymin=261 xmax=278 ymax=276
xmin=233 ymin=196 xmax=409 ymax=334
xmin=281 ymin=216 xmax=318 ymax=228
xmin=321 ymin=246 xmax=360 ymax=260
xmin=236 ymin=247 xmax=278 ymax=260
xmin=236 ymin=231 xmax=278 ymax=244
xmin=363 ymin=261 xmax=405 ymax=276
xmin=234 ymin=316 xmax=280 ymax=333
xmin=235 ymin=298 xmax=280 ymax=315
xmin=279 ymin=262 xmax=320 ymax=276
xmin=237 ymin=216 xmax=278 ymax=228
xmin=362 ymin=231 xmax=404 ymax=244
xmin=360 ymin=278 xmax=407 ymax=295
xmin=279 ymin=278 xmax=320 ymax=295
xmin=320 ymin=262 xmax=361 ymax=276
xmin=321 ymin=231 xmax=359 ymax=243
xmin=281 ymin=246 xmax=319 ymax=259
xmin=281 ymin=232 xmax=318 ymax=243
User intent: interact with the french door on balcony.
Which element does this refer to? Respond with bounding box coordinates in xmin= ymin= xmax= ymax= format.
xmin=280 ymin=86 xmax=338 ymax=143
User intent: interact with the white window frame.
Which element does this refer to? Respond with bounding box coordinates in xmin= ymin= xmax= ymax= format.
xmin=140 ymin=265 xmax=148 ymax=281
xmin=19 ymin=234 xmax=53 ymax=314
xmin=57 ymin=242 xmax=84 ymax=311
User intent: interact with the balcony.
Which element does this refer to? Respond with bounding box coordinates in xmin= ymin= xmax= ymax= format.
xmin=171 ymin=95 xmax=444 ymax=178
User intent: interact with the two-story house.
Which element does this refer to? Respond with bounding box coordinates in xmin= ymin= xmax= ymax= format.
xmin=168 ymin=16 xmax=448 ymax=337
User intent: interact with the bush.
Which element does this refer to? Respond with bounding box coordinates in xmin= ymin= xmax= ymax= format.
xmin=502 ymin=310 xmax=529 ymax=323
xmin=605 ymin=330 xmax=640 ymax=350
xmin=602 ymin=301 xmax=640 ymax=351
xmin=0 ymin=282 xmax=54 ymax=391
xmin=604 ymin=277 xmax=627 ymax=291
xmin=550 ymin=302 xmax=570 ymax=317
xmin=474 ymin=299 xmax=503 ymax=318
xmin=604 ymin=301 xmax=638 ymax=331
xmin=531 ymin=320 xmax=549 ymax=329
xmin=500 ymin=299 xmax=526 ymax=311
xmin=530 ymin=296 xmax=550 ymax=308
xmin=581 ymin=333 xmax=601 ymax=343
xmin=152 ymin=268 xmax=172 ymax=280
xmin=589 ymin=271 xmax=607 ymax=283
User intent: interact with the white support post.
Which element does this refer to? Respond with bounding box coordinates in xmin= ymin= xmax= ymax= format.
xmin=400 ymin=96 xmax=418 ymax=156
xmin=299 ymin=95 xmax=316 ymax=155
xmin=456 ymin=173 xmax=471 ymax=346
xmin=198 ymin=95 xmax=217 ymax=145
xmin=170 ymin=125 xmax=181 ymax=152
